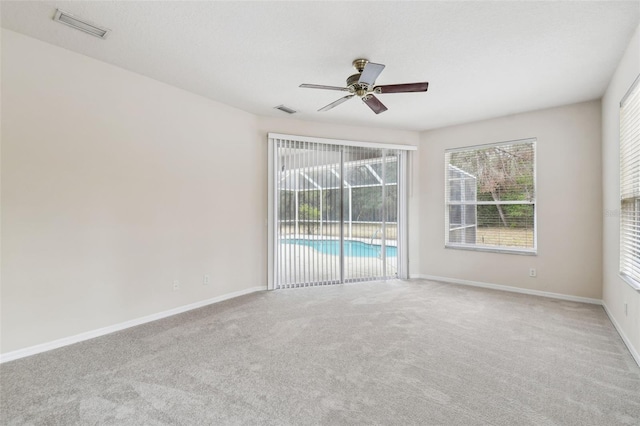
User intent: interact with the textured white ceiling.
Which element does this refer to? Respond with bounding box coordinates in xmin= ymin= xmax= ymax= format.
xmin=2 ymin=1 xmax=639 ymax=131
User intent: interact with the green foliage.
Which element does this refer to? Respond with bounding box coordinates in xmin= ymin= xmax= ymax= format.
xmin=299 ymin=203 xmax=320 ymax=221
xmin=352 ymin=187 xmax=382 ymax=221
xmin=450 ymin=143 xmax=534 ymax=229
xmin=299 ymin=203 xmax=319 ymax=234
xmin=292 ymin=187 xmax=398 ymax=224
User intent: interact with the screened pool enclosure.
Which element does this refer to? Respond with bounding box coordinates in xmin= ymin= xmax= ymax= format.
xmin=446 ymin=164 xmax=478 ymax=244
xmin=268 ymin=134 xmax=413 ymax=289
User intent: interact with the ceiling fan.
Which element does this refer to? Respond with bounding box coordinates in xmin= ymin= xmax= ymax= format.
xmin=300 ymin=58 xmax=429 ymax=114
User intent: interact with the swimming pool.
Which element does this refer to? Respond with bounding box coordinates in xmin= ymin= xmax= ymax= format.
xmin=282 ymin=239 xmax=397 ymax=258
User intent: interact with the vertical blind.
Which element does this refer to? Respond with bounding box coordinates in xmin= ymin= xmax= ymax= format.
xmin=268 ymin=134 xmax=413 ymax=290
xmin=620 ymin=74 xmax=640 ymax=286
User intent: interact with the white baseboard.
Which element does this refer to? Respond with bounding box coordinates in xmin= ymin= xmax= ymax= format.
xmin=0 ymin=286 xmax=266 ymax=364
xmin=601 ymin=302 xmax=640 ymax=368
xmin=410 ymin=274 xmax=602 ymax=305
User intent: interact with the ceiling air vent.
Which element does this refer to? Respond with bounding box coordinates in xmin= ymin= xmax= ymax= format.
xmin=53 ymin=9 xmax=111 ymax=39
xmin=274 ymin=105 xmax=297 ymax=115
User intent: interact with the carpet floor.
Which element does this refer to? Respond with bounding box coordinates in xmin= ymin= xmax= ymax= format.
xmin=1 ymin=279 xmax=639 ymax=425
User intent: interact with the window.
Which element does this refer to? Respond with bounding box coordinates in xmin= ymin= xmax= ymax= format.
xmin=268 ymin=133 xmax=415 ymax=290
xmin=445 ymin=139 xmax=536 ymax=254
xmin=619 ymin=75 xmax=640 ymax=289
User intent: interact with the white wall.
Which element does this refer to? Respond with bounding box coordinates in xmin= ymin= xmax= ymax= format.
xmin=0 ymin=30 xmax=420 ymax=355
xmin=1 ymin=29 xmax=267 ymax=354
xmin=418 ymin=100 xmax=603 ymax=300
xmin=602 ymin=24 xmax=640 ymax=360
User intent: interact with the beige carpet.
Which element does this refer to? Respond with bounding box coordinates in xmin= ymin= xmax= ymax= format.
xmin=1 ymin=279 xmax=639 ymax=425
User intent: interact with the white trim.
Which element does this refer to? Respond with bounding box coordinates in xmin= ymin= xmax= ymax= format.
xmin=447 ymin=200 xmax=535 ymax=205
xmin=397 ymin=151 xmax=410 ymax=279
xmin=410 ymin=274 xmax=602 ymax=305
xmin=602 ymin=302 xmax=640 ymax=367
xmin=267 ymin=137 xmax=277 ymax=291
xmin=0 ymin=286 xmax=265 ymax=364
xmin=620 ymin=72 xmax=640 ymax=106
xmin=444 ymin=244 xmax=537 ymax=256
xmin=445 ymin=137 xmax=536 ymax=154
xmin=620 ymin=273 xmax=640 ymax=292
xmin=268 ymin=133 xmax=417 ymax=151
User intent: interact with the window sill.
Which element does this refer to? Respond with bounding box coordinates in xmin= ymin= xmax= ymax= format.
xmin=619 ymin=274 xmax=640 ymax=292
xmin=445 ymin=244 xmax=537 ymax=256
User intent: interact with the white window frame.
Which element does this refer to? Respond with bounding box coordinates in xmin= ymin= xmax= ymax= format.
xmin=619 ymin=74 xmax=640 ymax=291
xmin=444 ymin=138 xmax=537 ymax=255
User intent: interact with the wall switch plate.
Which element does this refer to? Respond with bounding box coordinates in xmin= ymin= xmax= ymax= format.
xmin=173 ymin=280 xmax=180 ymax=291
xmin=529 ymin=268 xmax=537 ymax=278
xmin=203 ymin=274 xmax=210 ymax=285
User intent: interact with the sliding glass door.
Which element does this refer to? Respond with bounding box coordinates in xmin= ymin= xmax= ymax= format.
xmin=268 ymin=134 xmax=412 ymax=290
xmin=341 ymin=146 xmax=398 ymax=282
xmin=276 ymin=141 xmax=342 ymax=286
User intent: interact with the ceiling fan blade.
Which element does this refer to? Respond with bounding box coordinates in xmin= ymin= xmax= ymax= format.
xmin=358 ymin=62 xmax=385 ymax=86
xmin=374 ymin=82 xmax=429 ymax=94
xmin=362 ymin=95 xmax=388 ymax=114
xmin=319 ymin=95 xmax=355 ymax=112
xmin=300 ymin=84 xmax=350 ymax=91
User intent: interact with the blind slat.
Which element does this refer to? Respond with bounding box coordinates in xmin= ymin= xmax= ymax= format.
xmin=620 ymin=75 xmax=640 ymax=282
xmin=444 ymin=139 xmax=536 ymax=251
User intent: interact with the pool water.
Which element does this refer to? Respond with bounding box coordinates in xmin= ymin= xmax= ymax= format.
xmin=283 ymin=239 xmax=397 ymax=258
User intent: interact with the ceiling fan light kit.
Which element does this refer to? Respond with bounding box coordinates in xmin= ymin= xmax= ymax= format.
xmin=300 ymin=58 xmax=429 ymax=114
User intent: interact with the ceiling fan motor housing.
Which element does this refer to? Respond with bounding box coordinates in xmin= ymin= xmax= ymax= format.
xmin=346 ymin=73 xmax=370 ymax=97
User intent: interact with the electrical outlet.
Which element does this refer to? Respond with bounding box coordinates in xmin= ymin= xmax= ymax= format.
xmin=173 ymin=280 xmax=181 ymax=291
xmin=529 ymin=268 xmax=537 ymax=278
xmin=203 ymin=274 xmax=210 ymax=285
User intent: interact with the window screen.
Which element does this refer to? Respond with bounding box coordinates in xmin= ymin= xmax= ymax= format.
xmin=445 ymin=139 xmax=536 ymax=253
